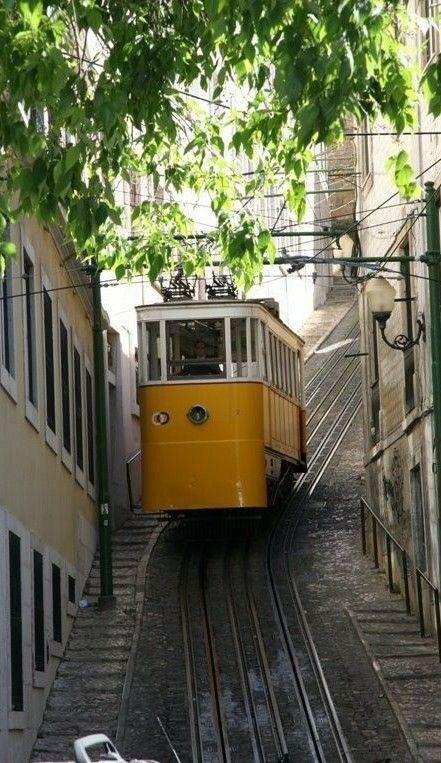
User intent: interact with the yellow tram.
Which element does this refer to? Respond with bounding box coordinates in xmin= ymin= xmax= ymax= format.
xmin=136 ymin=299 xmax=306 ymax=513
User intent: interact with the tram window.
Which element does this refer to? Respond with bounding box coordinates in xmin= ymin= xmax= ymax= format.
xmin=275 ymin=340 xmax=282 ymax=389
xmin=167 ymin=319 xmax=225 ymax=379
xmin=296 ymin=351 xmax=301 ymax=397
xmin=249 ymin=319 xmax=259 ymax=378
xmin=231 ymin=318 xmax=248 ymax=378
xmin=260 ymin=322 xmax=268 ymax=380
xmin=145 ymin=322 xmax=161 ymax=381
xmin=284 ymin=346 xmax=292 ymax=396
xmin=290 ymin=350 xmax=297 ymax=398
xmin=269 ymin=333 xmax=277 ymax=387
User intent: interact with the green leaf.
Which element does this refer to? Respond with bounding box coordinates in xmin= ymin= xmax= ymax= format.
xmin=65 ymin=145 xmax=81 ymax=172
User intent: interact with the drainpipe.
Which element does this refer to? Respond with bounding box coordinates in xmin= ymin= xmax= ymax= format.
xmin=91 ymin=262 xmax=115 ymax=607
xmin=421 ymin=181 xmax=441 ymax=587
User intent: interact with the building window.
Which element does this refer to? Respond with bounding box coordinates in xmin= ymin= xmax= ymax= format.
xmin=1 ymin=238 xmax=15 ymax=380
xmin=23 ymin=249 xmax=38 ymax=408
xmin=421 ymin=0 xmax=441 ymax=66
xmin=60 ymin=319 xmax=71 ymax=454
xmin=68 ymin=575 xmax=76 ymax=605
xmin=52 ymin=563 xmax=62 ymax=644
xmin=85 ymin=367 xmax=95 ymax=486
xmin=33 ymin=550 xmax=45 ymax=672
xmin=370 ymin=316 xmax=380 ymax=444
xmin=43 ymin=287 xmax=56 ymax=433
xmin=74 ymin=347 xmax=83 ymax=472
xmin=9 ymin=531 xmax=23 ymax=711
xmin=410 ymin=464 xmax=427 ymax=571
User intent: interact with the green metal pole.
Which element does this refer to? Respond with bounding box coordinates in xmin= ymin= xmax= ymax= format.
xmin=91 ymin=261 xmax=115 ymax=607
xmin=421 ymin=181 xmax=441 ymax=588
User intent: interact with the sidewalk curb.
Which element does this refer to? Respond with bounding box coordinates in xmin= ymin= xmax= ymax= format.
xmin=116 ymin=523 xmax=166 ymax=748
xmin=345 ymin=607 xmax=424 ymax=763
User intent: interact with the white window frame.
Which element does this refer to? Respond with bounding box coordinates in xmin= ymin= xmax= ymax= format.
xmin=72 ymin=334 xmax=85 ymax=488
xmin=0 ymin=247 xmax=17 ymax=401
xmin=22 ymin=233 xmax=39 ymax=431
xmin=41 ymin=268 xmax=58 ymax=454
xmin=84 ymin=353 xmax=96 ymax=500
xmin=58 ymin=306 xmax=73 ymax=473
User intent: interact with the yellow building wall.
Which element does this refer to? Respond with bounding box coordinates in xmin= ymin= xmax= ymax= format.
xmin=0 ymin=219 xmax=96 ymax=566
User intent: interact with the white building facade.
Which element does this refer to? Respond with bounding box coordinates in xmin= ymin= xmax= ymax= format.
xmin=356 ymin=2 xmax=441 ymax=598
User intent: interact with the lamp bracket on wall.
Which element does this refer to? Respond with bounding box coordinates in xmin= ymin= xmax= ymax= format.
xmin=376 ymin=313 xmax=426 ymax=352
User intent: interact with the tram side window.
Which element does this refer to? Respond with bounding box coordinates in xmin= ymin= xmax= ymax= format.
xmin=276 ymin=340 xmax=282 ymax=390
xmin=167 ymin=319 xmax=225 ymax=379
xmin=284 ymin=346 xmax=292 ymax=397
xmin=269 ymin=333 xmax=277 ymax=387
xmin=290 ymin=350 xmax=297 ymax=398
xmin=231 ymin=318 xmax=248 ymax=378
xmin=260 ymin=322 xmax=268 ymax=380
xmin=296 ymin=351 xmax=301 ymax=399
xmin=145 ymin=322 xmax=161 ymax=381
xmin=249 ymin=319 xmax=260 ymax=378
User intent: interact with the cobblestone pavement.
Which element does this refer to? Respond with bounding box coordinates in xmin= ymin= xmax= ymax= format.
xmin=30 ymin=514 xmax=161 ymax=762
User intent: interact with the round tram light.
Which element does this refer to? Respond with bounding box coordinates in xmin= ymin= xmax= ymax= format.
xmin=365 ymin=276 xmax=396 ymax=320
xmin=187 ymin=404 xmax=209 ymax=425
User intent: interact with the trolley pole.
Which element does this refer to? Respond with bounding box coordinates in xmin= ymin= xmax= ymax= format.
xmin=91 ymin=261 xmax=115 ymax=607
xmin=421 ymin=181 xmax=441 ymax=589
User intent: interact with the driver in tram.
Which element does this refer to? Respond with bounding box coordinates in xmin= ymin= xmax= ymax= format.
xmin=182 ymin=340 xmax=221 ymax=376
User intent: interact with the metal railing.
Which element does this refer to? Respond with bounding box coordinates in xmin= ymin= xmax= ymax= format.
xmin=126 ymin=449 xmax=141 ymax=512
xmin=360 ymin=497 xmax=441 ymax=662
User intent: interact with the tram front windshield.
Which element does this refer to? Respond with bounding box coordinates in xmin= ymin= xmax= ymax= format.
xmin=167 ymin=319 xmax=225 ymax=379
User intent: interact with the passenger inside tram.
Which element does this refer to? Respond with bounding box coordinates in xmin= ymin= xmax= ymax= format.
xmin=181 ymin=339 xmax=221 ymax=376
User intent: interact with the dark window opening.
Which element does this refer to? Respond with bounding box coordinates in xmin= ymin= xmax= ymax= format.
xmin=86 ymin=369 xmax=95 ymax=486
xmin=52 ymin=563 xmax=62 ymax=644
xmin=74 ymin=348 xmax=83 ymax=470
xmin=68 ymin=575 xmax=76 ymax=605
xmin=24 ymin=250 xmax=37 ymax=406
xmin=370 ymin=317 xmax=380 ymax=444
xmin=43 ymin=288 xmax=56 ymax=432
xmin=33 ymin=551 xmax=45 ymax=672
xmin=411 ymin=464 xmax=427 ymax=571
xmin=9 ymin=532 xmax=23 ymax=711
xmin=60 ymin=320 xmax=71 ymax=453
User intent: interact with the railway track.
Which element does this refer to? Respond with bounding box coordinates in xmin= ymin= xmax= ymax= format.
xmin=173 ymin=304 xmax=361 ymax=762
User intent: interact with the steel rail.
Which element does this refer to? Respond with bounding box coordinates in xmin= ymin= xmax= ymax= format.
xmin=307 ymin=362 xmax=361 ymax=437
xmin=224 ymin=550 xmax=267 ymax=762
xmin=179 ymin=551 xmax=204 ymax=762
xmin=268 ymin=407 xmax=360 ymax=761
xmin=266 ymin=337 xmax=362 ymax=760
xmin=199 ymin=551 xmax=231 ymax=763
xmin=304 ymin=315 xmax=359 ymax=397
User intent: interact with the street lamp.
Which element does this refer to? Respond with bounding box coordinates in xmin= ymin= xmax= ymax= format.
xmin=334 ymin=231 xmax=363 ymax=284
xmin=365 ymin=276 xmax=425 ymax=351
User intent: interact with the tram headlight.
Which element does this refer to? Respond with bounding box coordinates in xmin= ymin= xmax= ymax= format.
xmin=187 ymin=404 xmax=209 ymax=425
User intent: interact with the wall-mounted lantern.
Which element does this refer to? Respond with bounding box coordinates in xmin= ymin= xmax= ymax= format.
xmin=365 ymin=276 xmax=425 ymax=352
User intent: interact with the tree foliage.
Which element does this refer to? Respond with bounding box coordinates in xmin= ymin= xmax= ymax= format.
xmin=0 ymin=1 xmax=437 ymax=284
